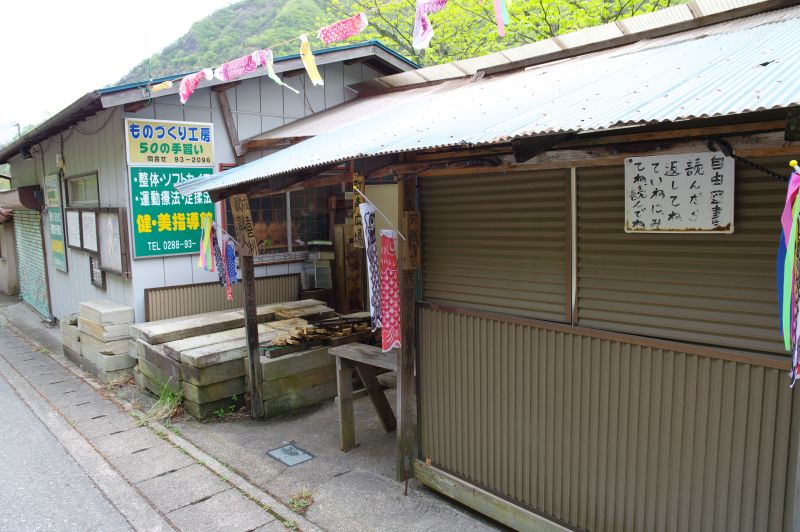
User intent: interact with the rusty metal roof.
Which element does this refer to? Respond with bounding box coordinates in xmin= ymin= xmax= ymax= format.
xmin=178 ymin=3 xmax=800 ymax=195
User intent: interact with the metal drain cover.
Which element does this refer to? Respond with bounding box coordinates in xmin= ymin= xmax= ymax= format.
xmin=267 ymin=443 xmax=314 ymax=466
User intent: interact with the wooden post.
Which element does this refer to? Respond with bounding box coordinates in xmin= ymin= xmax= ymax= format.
xmin=336 ymin=356 xmax=356 ymax=451
xmin=396 ymin=175 xmax=418 ymax=481
xmin=241 ymin=254 xmax=264 ymax=419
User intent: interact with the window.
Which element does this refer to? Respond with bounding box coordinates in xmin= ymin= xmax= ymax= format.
xmin=64 ymin=173 xmax=99 ymax=208
xmin=223 ymin=184 xmax=340 ymax=258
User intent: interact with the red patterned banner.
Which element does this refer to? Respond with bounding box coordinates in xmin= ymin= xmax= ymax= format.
xmin=380 ymin=230 xmax=401 ymax=352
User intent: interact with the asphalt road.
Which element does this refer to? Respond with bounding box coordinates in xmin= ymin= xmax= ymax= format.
xmin=0 ymin=371 xmax=132 ymax=532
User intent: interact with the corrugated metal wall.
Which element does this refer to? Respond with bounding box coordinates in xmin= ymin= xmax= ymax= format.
xmin=144 ymin=273 xmax=299 ymax=321
xmin=13 ymin=209 xmax=49 ymax=318
xmin=418 ymin=305 xmax=798 ymax=532
xmin=421 ymin=170 xmax=568 ymax=322
xmin=576 ymin=161 xmax=786 ymax=354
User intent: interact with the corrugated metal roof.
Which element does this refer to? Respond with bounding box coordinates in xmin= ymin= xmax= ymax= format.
xmin=178 ymin=5 xmax=800 ymax=195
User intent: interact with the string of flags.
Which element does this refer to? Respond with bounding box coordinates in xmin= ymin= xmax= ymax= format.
xmin=198 ymin=218 xmax=240 ymax=301
xmin=169 ymin=0 xmax=512 ymax=105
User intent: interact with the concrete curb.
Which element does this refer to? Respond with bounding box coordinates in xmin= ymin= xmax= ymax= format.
xmin=0 ymin=311 xmax=321 ymax=532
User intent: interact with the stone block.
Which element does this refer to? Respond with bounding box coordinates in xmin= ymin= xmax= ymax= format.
xmin=79 ymin=300 xmax=134 ymax=325
xmin=78 ymin=317 xmax=130 ymax=342
xmin=62 ymin=335 xmax=82 ymax=356
xmin=261 ymin=364 xmax=336 ymax=401
xmin=137 ymin=357 xmax=182 ymax=396
xmin=182 ymin=376 xmax=246 ymax=404
xmin=63 ymin=344 xmax=83 ymax=368
xmin=180 ymin=357 xmax=246 ymax=387
xmin=81 ymin=355 xmax=133 ymax=384
xmin=128 ymin=339 xmax=138 ymax=359
xmin=261 ymin=347 xmax=331 ymax=380
xmin=183 ymin=395 xmax=245 ymax=420
xmin=263 ymin=381 xmax=338 ymax=417
xmin=138 ymin=342 xmax=182 ymax=384
xmin=82 ymin=348 xmax=136 ymax=372
xmin=61 ymin=317 xmax=80 ymax=340
xmin=79 ymin=333 xmax=128 ymax=355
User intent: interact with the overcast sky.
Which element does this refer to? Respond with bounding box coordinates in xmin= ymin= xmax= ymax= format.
xmin=0 ymin=0 xmax=236 ymax=144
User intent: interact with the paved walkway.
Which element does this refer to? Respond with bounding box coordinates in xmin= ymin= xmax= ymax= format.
xmin=0 ymin=306 xmax=289 ymax=532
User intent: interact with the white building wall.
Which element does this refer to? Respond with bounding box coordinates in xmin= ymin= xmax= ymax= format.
xmin=9 ymin=107 xmax=134 ymax=320
xmin=9 ymin=61 xmax=385 ymax=322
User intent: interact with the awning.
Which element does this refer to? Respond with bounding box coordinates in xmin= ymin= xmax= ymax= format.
xmin=177 ymin=4 xmax=800 ymax=196
xmin=0 ymin=186 xmax=41 ymax=210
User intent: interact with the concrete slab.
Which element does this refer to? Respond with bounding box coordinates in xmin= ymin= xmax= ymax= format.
xmin=114 ymin=444 xmax=195 ymax=484
xmin=94 ymin=426 xmax=165 ymax=459
xmin=166 ymin=489 xmax=273 ymax=532
xmin=62 ymin=400 xmax=124 ymax=423
xmin=137 ymin=463 xmax=228 ymax=513
xmin=73 ymin=412 xmax=138 ymax=439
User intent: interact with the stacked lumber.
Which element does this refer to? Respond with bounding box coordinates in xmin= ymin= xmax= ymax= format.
xmin=130 ymin=300 xmax=333 ymax=419
xmin=60 ymin=313 xmax=81 ymax=367
xmin=261 ymin=347 xmax=337 ymax=417
xmin=77 ymin=301 xmax=136 ymax=383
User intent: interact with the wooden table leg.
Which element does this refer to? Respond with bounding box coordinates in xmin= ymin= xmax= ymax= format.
xmin=336 ymin=357 xmax=356 ymax=451
xmin=355 ymin=362 xmax=397 ymax=433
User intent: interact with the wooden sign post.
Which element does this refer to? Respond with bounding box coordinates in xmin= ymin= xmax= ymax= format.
xmin=229 ymin=193 xmax=263 ymax=419
xmin=396 ymin=176 xmax=418 ymax=482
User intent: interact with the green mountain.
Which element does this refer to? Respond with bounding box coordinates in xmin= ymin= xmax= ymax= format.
xmin=120 ymin=0 xmax=326 ymax=84
xmin=122 ymin=0 xmax=686 ymax=84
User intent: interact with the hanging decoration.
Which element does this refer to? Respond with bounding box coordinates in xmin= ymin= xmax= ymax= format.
xmin=179 ymin=68 xmax=213 ymax=104
xmin=380 ymin=230 xmax=401 ymax=352
xmin=253 ymin=49 xmax=300 ymax=94
xmin=226 ymin=239 xmax=238 ymax=286
xmin=493 ymin=0 xmax=510 ymax=37
xmin=214 ymin=53 xmax=259 ymax=82
xmin=213 ymin=229 xmax=226 ymax=287
xmin=221 ymin=238 xmax=234 ymax=301
xmin=413 ymin=0 xmax=448 ymax=50
xmin=299 ymin=35 xmax=325 ymax=86
xmin=780 ymin=161 xmax=800 ymax=386
xmin=318 ymin=13 xmax=369 ymax=44
xmin=360 ymin=202 xmax=381 ymax=330
xmin=197 ymin=216 xmax=215 ymax=272
xmin=150 ymin=80 xmax=173 ymax=93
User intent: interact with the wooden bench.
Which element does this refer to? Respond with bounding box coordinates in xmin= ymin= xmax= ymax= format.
xmin=329 ymin=343 xmax=397 ymax=451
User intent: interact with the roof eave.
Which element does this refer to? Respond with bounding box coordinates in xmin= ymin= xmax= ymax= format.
xmin=0 ymin=92 xmax=102 ymax=164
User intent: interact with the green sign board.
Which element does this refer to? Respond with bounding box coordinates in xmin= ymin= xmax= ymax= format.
xmin=44 ymin=174 xmax=67 ymax=272
xmin=129 ymin=166 xmax=214 ymax=258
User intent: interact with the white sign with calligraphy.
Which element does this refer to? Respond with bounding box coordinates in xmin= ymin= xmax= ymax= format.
xmin=624 ymin=152 xmax=734 ymax=233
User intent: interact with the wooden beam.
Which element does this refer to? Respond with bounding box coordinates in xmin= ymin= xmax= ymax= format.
xmin=123 ymin=100 xmax=150 ymax=113
xmin=215 ymin=89 xmax=245 ymax=161
xmin=336 ymin=356 xmax=356 ymax=451
xmin=211 ymin=81 xmax=242 ymax=93
xmin=355 ymin=363 xmax=397 ymax=433
xmin=242 ymin=136 xmax=309 ymax=152
xmin=512 ymin=134 xmax=570 ymax=163
xmin=366 ymin=162 xmax=429 ymax=180
xmin=241 ymin=255 xmax=265 ymax=419
xmin=396 ymin=175 xmax=418 ymax=482
xmin=414 ymin=461 xmax=569 ymax=531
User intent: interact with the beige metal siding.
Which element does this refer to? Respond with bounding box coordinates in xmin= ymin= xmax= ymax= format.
xmin=144 ymin=274 xmax=299 ymax=321
xmin=576 ymin=160 xmax=786 ymax=354
xmin=421 ymin=170 xmax=568 ymax=322
xmin=418 ymin=305 xmax=798 ymax=532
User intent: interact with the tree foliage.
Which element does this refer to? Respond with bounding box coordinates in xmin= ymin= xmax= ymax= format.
xmin=119 ymin=0 xmax=686 ymax=83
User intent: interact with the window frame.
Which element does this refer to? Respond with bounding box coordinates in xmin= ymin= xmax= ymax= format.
xmin=63 ymin=172 xmax=100 ymax=208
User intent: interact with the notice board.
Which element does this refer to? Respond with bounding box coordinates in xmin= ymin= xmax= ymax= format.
xmin=624 ymin=152 xmax=735 ymax=233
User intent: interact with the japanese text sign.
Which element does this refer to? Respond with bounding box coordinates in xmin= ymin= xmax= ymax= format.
xmin=129 ymin=166 xmax=214 ymax=258
xmin=229 ymin=194 xmax=258 ymax=256
xmin=44 ymin=174 xmax=67 ymax=272
xmin=125 ymin=119 xmax=213 ymax=167
xmin=624 ymin=152 xmax=734 ymax=233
